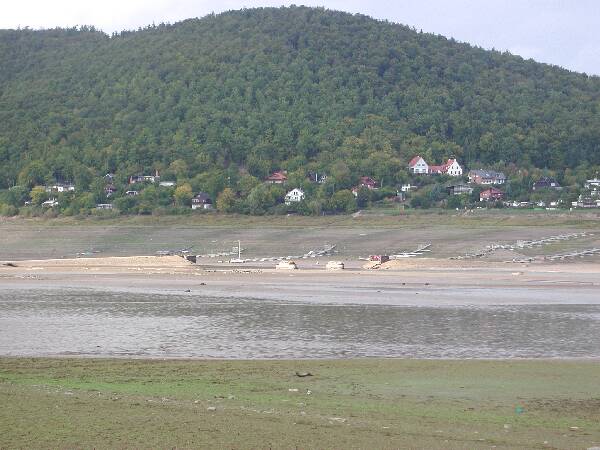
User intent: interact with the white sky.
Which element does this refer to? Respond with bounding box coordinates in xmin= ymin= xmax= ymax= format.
xmin=2 ymin=0 xmax=599 ymax=75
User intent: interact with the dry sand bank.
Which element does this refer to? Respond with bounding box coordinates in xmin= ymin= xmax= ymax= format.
xmin=1 ymin=255 xmax=598 ymax=306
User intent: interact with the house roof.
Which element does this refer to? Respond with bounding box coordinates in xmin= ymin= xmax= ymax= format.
xmin=193 ymin=192 xmax=212 ymax=202
xmin=534 ymin=176 xmax=559 ymax=185
xmin=481 ymin=187 xmax=504 ymax=194
xmin=266 ymin=171 xmax=287 ymax=181
xmin=429 ymin=158 xmax=461 ymax=174
xmin=408 ymin=155 xmax=425 ymax=167
xmin=469 ymin=169 xmax=506 ymax=179
xmin=359 ymin=176 xmax=377 ymax=185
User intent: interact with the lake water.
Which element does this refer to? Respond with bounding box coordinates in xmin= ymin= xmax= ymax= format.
xmin=1 ymin=289 xmax=599 ymax=359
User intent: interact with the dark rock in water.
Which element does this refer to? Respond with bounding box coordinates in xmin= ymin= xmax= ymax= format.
xmin=185 ymin=289 xmax=191 ymax=293
xmin=2 ymin=262 xmax=17 ymax=267
xmin=295 ymin=371 xmax=313 ymax=377
xmin=200 ymin=282 xmax=206 ymax=286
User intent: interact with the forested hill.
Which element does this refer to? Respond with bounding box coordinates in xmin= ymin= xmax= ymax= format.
xmin=1 ymin=6 xmax=599 ymax=190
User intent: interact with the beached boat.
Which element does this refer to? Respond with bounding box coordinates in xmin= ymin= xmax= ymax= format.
xmin=325 ymin=261 xmax=344 ymax=270
xmin=276 ymin=261 xmax=297 ymax=270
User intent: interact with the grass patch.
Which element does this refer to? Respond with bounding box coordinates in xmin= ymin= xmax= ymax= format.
xmin=1 ymin=358 xmax=599 ymax=448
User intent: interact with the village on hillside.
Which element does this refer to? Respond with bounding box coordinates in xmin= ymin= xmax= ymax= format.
xmin=3 ymin=154 xmax=600 ymax=217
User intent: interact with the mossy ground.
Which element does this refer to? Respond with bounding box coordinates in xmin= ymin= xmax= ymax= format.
xmin=1 ymin=358 xmax=599 ymax=448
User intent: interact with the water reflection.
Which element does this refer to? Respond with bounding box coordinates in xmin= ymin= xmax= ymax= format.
xmin=1 ymin=290 xmax=599 ymax=358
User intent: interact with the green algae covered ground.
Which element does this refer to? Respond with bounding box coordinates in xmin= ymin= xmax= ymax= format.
xmin=1 ymin=358 xmax=599 ymax=449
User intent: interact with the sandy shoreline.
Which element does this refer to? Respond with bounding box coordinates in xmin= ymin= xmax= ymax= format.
xmin=2 ymin=255 xmax=599 ymax=306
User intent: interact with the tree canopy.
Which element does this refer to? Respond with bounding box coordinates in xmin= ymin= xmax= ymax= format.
xmin=0 ymin=6 xmax=599 ymax=201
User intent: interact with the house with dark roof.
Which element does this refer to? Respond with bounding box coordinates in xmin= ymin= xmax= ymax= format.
xmin=129 ymin=170 xmax=160 ymax=184
xmin=532 ymin=177 xmax=561 ymax=191
xmin=446 ymin=183 xmax=473 ymax=196
xmin=191 ymin=192 xmax=213 ymax=210
xmin=468 ymin=169 xmax=506 ymax=185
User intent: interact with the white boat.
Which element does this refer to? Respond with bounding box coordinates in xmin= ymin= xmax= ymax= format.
xmin=325 ymin=261 xmax=345 ymax=270
xmin=276 ymin=261 xmax=297 ymax=270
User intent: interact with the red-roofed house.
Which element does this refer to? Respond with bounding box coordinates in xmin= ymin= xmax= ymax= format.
xmin=408 ymin=156 xmax=429 ymax=174
xmin=429 ymin=158 xmax=463 ymax=177
xmin=351 ymin=176 xmax=379 ymax=196
xmin=265 ymin=171 xmax=288 ymax=184
xmin=480 ymin=187 xmax=504 ymax=201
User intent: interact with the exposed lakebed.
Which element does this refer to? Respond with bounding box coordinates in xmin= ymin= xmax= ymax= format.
xmin=1 ymin=289 xmax=599 ymax=359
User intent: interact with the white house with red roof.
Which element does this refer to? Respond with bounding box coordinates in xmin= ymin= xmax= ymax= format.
xmin=408 ymin=156 xmax=429 ymax=174
xmin=429 ymin=158 xmax=463 ymax=177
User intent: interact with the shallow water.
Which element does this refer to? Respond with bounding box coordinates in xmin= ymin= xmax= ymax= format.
xmin=1 ymin=289 xmax=599 ymax=358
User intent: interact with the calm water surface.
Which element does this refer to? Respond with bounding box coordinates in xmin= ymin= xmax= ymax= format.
xmin=1 ymin=289 xmax=599 ymax=358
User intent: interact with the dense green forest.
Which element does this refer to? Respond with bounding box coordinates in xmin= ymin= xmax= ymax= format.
xmin=0 ymin=6 xmax=599 ymax=215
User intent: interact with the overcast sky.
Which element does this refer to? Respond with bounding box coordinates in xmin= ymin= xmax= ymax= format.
xmin=2 ymin=0 xmax=599 ymax=76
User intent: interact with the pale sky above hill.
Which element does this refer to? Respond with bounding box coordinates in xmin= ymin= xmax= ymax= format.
xmin=2 ymin=0 xmax=599 ymax=76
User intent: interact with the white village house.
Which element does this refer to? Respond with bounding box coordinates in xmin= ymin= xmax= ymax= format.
xmin=585 ymin=178 xmax=600 ymax=194
xmin=408 ymin=156 xmax=429 ymax=174
xmin=45 ymin=183 xmax=75 ymax=193
xmin=429 ymin=158 xmax=463 ymax=177
xmin=285 ymin=188 xmax=305 ymax=205
xmin=585 ymin=178 xmax=600 ymax=188
xmin=408 ymin=156 xmax=463 ymax=177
